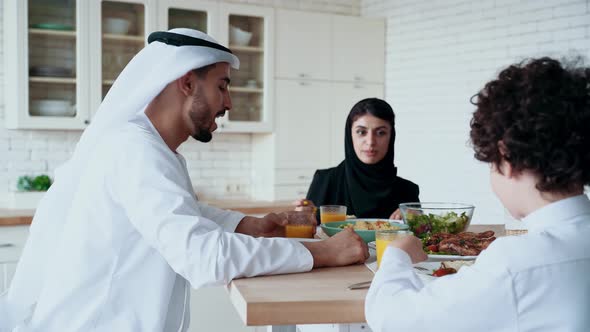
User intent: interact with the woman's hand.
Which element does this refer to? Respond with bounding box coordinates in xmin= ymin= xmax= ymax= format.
xmin=293 ymin=198 xmax=316 ymax=212
xmin=389 ymin=208 xmax=402 ymax=220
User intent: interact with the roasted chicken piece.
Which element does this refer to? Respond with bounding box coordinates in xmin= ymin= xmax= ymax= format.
xmin=425 ymin=231 xmax=496 ymax=256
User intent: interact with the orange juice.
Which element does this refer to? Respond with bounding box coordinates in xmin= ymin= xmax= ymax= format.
xmin=320 ymin=213 xmax=346 ymax=223
xmin=375 ymin=238 xmax=391 ymax=268
xmin=375 ymin=229 xmax=414 ymax=269
xmin=285 ymin=225 xmax=315 ymax=238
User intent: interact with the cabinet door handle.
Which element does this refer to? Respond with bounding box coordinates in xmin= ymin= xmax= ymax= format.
xmin=298 ymin=81 xmax=309 ymax=86
xmin=84 ymin=120 xmax=90 ymax=125
xmin=354 ymin=76 xmax=362 ymax=81
xmin=297 ymin=175 xmax=307 ymax=179
xmin=298 ymin=73 xmax=307 ymax=78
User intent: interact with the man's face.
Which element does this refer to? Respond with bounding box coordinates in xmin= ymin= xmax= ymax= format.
xmin=187 ymin=63 xmax=232 ymax=143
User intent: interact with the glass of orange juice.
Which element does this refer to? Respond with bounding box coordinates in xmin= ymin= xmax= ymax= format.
xmin=375 ymin=229 xmax=414 ymax=268
xmin=281 ymin=211 xmax=317 ymax=238
xmin=319 ymin=205 xmax=347 ymax=224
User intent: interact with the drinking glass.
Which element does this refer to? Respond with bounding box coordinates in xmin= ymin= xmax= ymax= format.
xmin=375 ymin=229 xmax=414 ymax=268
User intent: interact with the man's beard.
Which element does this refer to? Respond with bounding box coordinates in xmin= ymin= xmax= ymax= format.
xmin=189 ymin=91 xmax=214 ymax=143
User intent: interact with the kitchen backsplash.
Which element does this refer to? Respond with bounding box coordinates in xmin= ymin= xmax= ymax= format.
xmin=0 ymin=0 xmax=360 ymax=202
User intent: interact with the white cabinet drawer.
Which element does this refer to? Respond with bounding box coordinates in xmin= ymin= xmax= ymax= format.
xmin=275 ymin=185 xmax=309 ymax=201
xmin=0 ymin=262 xmax=17 ymax=293
xmin=275 ymin=169 xmax=315 ymax=185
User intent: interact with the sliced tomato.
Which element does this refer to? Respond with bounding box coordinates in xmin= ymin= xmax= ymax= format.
xmin=426 ymin=244 xmax=439 ymax=252
xmin=432 ymin=267 xmax=457 ymax=277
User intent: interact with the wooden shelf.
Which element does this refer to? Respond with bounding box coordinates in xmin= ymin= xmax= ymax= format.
xmin=29 ymin=28 xmax=76 ymax=38
xmin=29 ymin=76 xmax=76 ymax=84
xmin=230 ymin=45 xmax=264 ymax=53
xmin=102 ymin=33 xmax=145 ymax=43
xmin=231 ymin=86 xmax=263 ymax=93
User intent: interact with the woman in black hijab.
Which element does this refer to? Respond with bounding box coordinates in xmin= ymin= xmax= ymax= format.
xmin=297 ymin=98 xmax=419 ymax=220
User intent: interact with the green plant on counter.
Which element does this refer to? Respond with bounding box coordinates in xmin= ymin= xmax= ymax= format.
xmin=17 ymin=175 xmax=52 ymax=191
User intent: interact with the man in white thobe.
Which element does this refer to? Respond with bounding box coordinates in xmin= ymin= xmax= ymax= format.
xmin=0 ymin=29 xmax=368 ymax=331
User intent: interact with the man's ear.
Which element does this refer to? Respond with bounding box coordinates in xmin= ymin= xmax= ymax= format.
xmin=176 ymin=71 xmax=195 ymax=97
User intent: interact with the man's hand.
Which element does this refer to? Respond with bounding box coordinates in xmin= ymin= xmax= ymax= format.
xmin=301 ymin=228 xmax=369 ymax=268
xmin=235 ymin=213 xmax=287 ymax=237
xmin=389 ymin=208 xmax=402 ymax=220
xmin=389 ymin=236 xmax=427 ymax=264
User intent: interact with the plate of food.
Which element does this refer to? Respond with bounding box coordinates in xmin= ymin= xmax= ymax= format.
xmin=368 ymin=230 xmax=496 ymax=261
xmin=423 ymin=230 xmax=496 ymax=261
xmin=321 ymin=219 xmax=408 ymax=243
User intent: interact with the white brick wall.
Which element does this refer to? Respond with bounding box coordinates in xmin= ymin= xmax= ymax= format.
xmin=361 ymin=0 xmax=590 ymax=224
xmin=0 ymin=0 xmax=360 ymax=201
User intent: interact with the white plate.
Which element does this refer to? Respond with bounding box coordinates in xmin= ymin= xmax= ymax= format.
xmin=367 ymin=241 xmax=477 ymax=261
xmin=426 ymin=254 xmax=477 ymax=261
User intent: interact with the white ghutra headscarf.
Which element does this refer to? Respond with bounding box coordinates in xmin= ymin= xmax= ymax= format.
xmin=1 ymin=28 xmax=239 ymax=330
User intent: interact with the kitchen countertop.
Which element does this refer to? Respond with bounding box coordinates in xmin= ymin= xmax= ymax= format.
xmin=0 ymin=200 xmax=294 ymax=226
xmin=228 ymin=224 xmax=505 ymax=326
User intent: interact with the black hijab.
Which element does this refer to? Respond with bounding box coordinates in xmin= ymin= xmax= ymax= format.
xmin=343 ymin=98 xmax=399 ymax=217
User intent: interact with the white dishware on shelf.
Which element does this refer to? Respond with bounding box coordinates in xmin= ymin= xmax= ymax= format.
xmin=229 ymin=25 xmax=252 ymax=46
xmin=104 ymin=17 xmax=130 ymax=35
xmin=30 ymin=99 xmax=75 ymax=117
xmin=245 ymin=79 xmax=258 ymax=88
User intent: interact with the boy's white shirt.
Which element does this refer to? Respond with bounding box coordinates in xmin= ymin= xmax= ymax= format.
xmin=366 ymin=195 xmax=590 ymax=332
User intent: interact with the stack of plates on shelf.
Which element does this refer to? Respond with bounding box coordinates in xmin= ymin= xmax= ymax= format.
xmin=30 ymin=99 xmax=75 ymax=117
xmin=29 ymin=66 xmax=73 ymax=78
xmin=30 ymin=23 xmax=74 ymax=31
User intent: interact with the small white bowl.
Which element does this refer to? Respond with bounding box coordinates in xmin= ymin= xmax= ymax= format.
xmin=229 ymin=25 xmax=252 ymax=46
xmin=104 ymin=18 xmax=130 ymax=35
xmin=30 ymin=99 xmax=75 ymax=117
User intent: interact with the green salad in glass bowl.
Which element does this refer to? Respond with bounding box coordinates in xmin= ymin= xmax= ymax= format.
xmin=399 ymin=202 xmax=475 ymax=238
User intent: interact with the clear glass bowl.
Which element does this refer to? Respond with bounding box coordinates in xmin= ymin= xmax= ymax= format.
xmin=399 ymin=202 xmax=475 ymax=238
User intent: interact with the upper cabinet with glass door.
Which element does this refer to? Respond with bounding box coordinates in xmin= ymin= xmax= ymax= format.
xmin=158 ymin=0 xmax=217 ymax=35
xmin=216 ymin=4 xmax=274 ymax=133
xmin=88 ymin=0 xmax=156 ymax=117
xmin=4 ymin=0 xmax=90 ymax=129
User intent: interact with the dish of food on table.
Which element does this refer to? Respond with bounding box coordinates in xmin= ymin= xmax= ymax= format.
xmin=422 ymin=230 xmax=496 ymax=257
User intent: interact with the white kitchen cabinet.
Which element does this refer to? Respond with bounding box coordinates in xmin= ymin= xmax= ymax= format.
xmin=88 ymin=0 xmax=156 ymax=117
xmin=332 ymin=15 xmax=385 ymax=84
xmin=4 ymin=0 xmax=91 ymax=129
xmin=275 ymin=79 xmax=332 ymax=169
xmin=330 ymin=82 xmax=384 ymax=165
xmin=3 ymin=0 xmax=156 ymax=129
xmin=0 ymin=225 xmax=29 ymax=293
xmin=5 ymin=0 xmax=273 ymax=134
xmin=215 ymin=4 xmax=275 ymax=133
xmin=158 ymin=0 xmax=217 ymax=35
xmin=275 ymin=9 xmax=331 ymax=81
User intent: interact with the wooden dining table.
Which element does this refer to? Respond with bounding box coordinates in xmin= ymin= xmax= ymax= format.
xmin=228 ymin=224 xmax=505 ymax=332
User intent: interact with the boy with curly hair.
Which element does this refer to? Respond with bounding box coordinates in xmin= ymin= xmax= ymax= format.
xmin=365 ymin=57 xmax=590 ymax=331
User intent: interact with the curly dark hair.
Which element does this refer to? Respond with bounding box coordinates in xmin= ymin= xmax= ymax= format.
xmin=470 ymin=57 xmax=590 ymax=193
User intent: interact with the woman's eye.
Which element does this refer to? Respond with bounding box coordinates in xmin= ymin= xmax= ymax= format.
xmin=356 ymin=130 xmax=366 ymax=135
xmin=377 ymin=131 xmax=388 ymax=136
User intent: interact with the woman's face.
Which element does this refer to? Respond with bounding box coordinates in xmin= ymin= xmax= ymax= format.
xmin=351 ymin=114 xmax=392 ymax=164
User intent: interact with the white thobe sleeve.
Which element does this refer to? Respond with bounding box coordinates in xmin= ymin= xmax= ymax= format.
xmin=195 ymin=202 xmax=244 ymax=232
xmin=111 ymin=139 xmax=313 ymax=289
xmin=365 ymin=247 xmax=518 ymax=331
